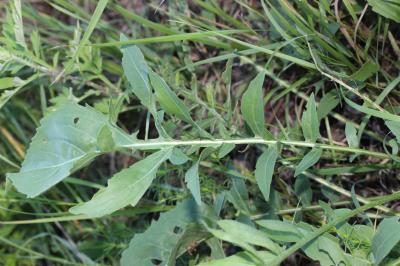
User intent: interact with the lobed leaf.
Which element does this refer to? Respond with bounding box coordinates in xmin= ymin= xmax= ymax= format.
xmin=120 ymin=199 xmax=205 ymax=266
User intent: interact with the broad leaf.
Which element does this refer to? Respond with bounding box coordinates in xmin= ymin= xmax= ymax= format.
xmin=120 ymin=34 xmax=152 ymax=108
xmin=120 ymin=199 xmax=205 ymax=266
xmin=7 ymin=102 xmax=131 ymax=197
xmin=294 ymin=148 xmax=322 ymax=177
xmin=372 ymin=217 xmax=400 ymax=265
xmin=302 ymin=93 xmax=320 ymax=143
xmin=70 ymin=148 xmax=172 ymax=217
xmin=255 ymin=147 xmax=278 ymax=201
xmin=241 ymin=72 xmax=273 ymax=140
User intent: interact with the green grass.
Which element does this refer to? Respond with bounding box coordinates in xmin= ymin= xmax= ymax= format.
xmin=0 ymin=0 xmax=400 ymax=265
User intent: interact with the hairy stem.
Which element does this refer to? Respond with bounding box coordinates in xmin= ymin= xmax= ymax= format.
xmin=121 ymin=138 xmax=395 ymax=160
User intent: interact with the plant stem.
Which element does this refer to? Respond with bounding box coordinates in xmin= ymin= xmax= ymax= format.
xmin=121 ymin=138 xmax=395 ymax=159
xmin=272 ymin=191 xmax=400 ymax=265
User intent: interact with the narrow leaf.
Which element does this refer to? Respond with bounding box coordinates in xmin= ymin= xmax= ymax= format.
xmin=241 ymin=72 xmax=273 ymax=140
xmin=345 ymin=122 xmax=359 ymax=148
xmin=70 ymin=149 xmax=172 ymax=217
xmin=121 ymin=35 xmax=152 ymax=108
xmin=185 ymin=162 xmax=202 ymax=205
xmin=350 ymin=60 xmax=379 ymax=81
xmin=255 ymin=147 xmax=278 ymax=201
xmin=302 ymin=93 xmax=320 ymax=143
xmin=294 ymin=148 xmax=322 ymax=177
xmin=149 ymin=70 xmax=194 ymax=124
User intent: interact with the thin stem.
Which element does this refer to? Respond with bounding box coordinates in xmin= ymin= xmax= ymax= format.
xmin=120 ymin=138 xmax=395 ymax=160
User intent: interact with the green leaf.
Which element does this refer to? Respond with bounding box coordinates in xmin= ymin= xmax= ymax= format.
xmin=0 ymin=77 xmax=24 ymax=90
xmin=303 ymin=234 xmax=349 ymax=266
xmin=386 ymin=120 xmax=400 ymax=143
xmin=120 ymin=199 xmax=205 ymax=266
xmin=350 ymin=60 xmax=379 ymax=81
xmin=121 ymin=34 xmax=152 ymax=108
xmin=256 ymin=220 xmax=303 ymax=242
xmin=149 ymin=70 xmax=194 ymax=124
xmin=294 ymin=175 xmax=313 ymax=206
xmin=185 ymin=162 xmax=202 ymax=205
xmin=255 ymin=147 xmax=278 ymax=202
xmin=226 ymin=177 xmax=251 ymax=214
xmin=367 ymin=0 xmax=400 ymax=23
xmin=372 ymin=217 xmax=400 ymax=265
xmin=343 ymin=96 xmax=400 ymax=122
xmin=317 ymin=90 xmax=339 ymax=120
xmin=70 ymin=149 xmax=172 ymax=217
xmin=7 ymin=102 xmax=129 ymax=198
xmin=294 ymin=148 xmax=322 ymax=177
xmin=302 ymin=93 xmax=320 ymax=143
xmin=169 ymin=148 xmax=189 ymax=165
xmin=198 ymin=251 xmax=269 ymax=266
xmin=241 ymin=72 xmax=273 ymax=140
xmin=184 ymin=147 xmax=216 ymax=205
xmin=218 ymin=143 xmax=235 ymax=159
xmin=345 ymin=122 xmax=359 ymax=148
xmin=96 ymin=125 xmax=116 ymax=152
xmin=216 ymin=220 xmax=282 ymax=254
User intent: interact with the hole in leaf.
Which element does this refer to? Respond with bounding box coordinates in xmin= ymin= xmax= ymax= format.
xmin=73 ymin=117 xmax=79 ymax=125
xmin=173 ymin=226 xmax=183 ymax=234
xmin=151 ymin=259 xmax=162 ymax=265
